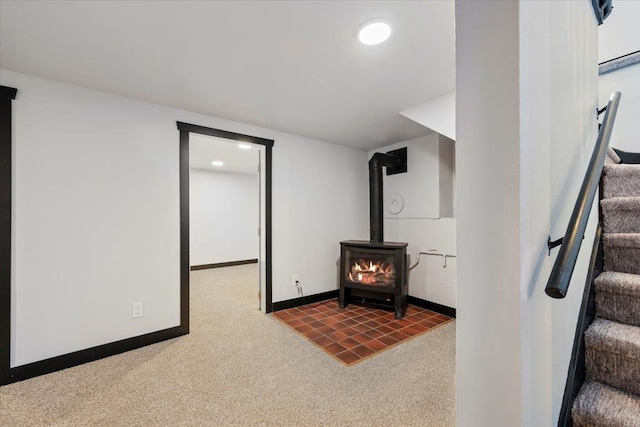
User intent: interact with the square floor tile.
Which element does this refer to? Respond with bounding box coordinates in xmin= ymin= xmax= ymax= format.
xmin=335 ymin=350 xmax=360 ymax=364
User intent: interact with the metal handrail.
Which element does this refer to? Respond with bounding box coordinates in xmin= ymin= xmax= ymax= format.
xmin=545 ymin=92 xmax=621 ymax=299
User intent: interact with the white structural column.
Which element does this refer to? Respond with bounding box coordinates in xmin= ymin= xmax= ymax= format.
xmin=455 ymin=2 xmax=522 ymax=425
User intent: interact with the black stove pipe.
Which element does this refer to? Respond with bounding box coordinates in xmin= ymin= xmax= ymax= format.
xmin=369 ymin=152 xmax=401 ymax=242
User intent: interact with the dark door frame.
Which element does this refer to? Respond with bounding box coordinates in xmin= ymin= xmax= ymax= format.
xmin=177 ymin=122 xmax=274 ymax=313
xmin=0 ymin=85 xmax=18 ymax=385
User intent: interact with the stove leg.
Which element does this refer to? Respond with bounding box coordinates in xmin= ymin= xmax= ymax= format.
xmin=394 ymin=293 xmax=406 ymax=319
xmin=339 ymin=286 xmax=349 ymax=309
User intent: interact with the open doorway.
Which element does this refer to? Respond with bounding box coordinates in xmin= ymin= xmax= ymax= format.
xmin=177 ymin=122 xmax=273 ymax=317
xmin=189 ymin=134 xmax=261 ymax=306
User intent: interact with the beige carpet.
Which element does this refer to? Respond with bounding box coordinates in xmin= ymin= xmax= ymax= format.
xmin=0 ymin=265 xmax=456 ymax=426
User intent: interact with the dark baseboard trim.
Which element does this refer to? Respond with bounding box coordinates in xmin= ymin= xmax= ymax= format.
xmin=4 ymin=326 xmax=187 ymax=385
xmin=272 ymin=290 xmax=339 ymax=312
xmin=271 ymin=291 xmax=457 ymax=318
xmin=190 ymin=259 xmax=258 ymax=271
xmin=407 ymin=296 xmax=456 ymax=318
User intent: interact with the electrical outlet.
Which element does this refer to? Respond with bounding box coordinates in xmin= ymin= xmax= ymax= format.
xmin=132 ymin=302 xmax=144 ymax=318
xmin=293 ymin=273 xmax=299 ymax=287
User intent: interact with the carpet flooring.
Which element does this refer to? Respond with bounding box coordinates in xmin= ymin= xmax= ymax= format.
xmin=0 ymin=265 xmax=456 ymax=426
xmin=274 ymin=300 xmax=453 ymax=365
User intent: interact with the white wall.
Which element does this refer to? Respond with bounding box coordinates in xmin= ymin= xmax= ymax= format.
xmin=456 ymin=1 xmax=598 ymax=426
xmin=2 ymin=70 xmax=368 ymax=367
xmin=519 ymin=2 xmax=598 ymax=425
xmin=278 ymin=133 xmax=368 ymax=301
xmin=600 ymin=64 xmax=640 ymax=153
xmin=369 ymin=134 xmax=442 ymax=219
xmin=369 ymin=134 xmax=457 ymax=308
xmin=598 ymin=0 xmax=640 ymax=63
xmin=387 ymin=218 xmax=456 ymax=308
xmin=599 ymin=2 xmax=640 ymax=154
xmin=189 ymin=169 xmax=258 ymax=266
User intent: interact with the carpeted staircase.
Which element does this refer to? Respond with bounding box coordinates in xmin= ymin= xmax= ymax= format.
xmin=572 ymin=163 xmax=640 ymax=426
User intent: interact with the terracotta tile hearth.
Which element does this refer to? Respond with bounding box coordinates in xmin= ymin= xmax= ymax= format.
xmin=273 ymin=299 xmax=453 ymax=366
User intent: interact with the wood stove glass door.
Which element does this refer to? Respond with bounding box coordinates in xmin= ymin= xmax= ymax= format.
xmin=343 ymin=248 xmax=396 ymax=288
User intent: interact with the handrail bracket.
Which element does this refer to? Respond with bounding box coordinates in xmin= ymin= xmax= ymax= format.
xmin=548 ymin=236 xmax=564 ymax=256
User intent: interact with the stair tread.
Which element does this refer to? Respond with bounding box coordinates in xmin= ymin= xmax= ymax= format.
xmin=604 ymin=164 xmax=640 ymax=173
xmin=595 ymin=271 xmax=640 ymax=298
xmin=586 ymin=318 xmax=640 ymax=358
xmin=603 ymin=233 xmax=640 ymax=248
xmin=572 ymin=381 xmax=640 ymax=427
xmin=601 ymin=197 xmax=640 ymax=215
xmin=602 ymin=196 xmax=640 ymax=206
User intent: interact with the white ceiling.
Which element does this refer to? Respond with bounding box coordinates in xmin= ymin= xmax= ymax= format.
xmin=189 ymin=133 xmax=259 ymax=175
xmin=0 ymin=1 xmax=455 ymax=150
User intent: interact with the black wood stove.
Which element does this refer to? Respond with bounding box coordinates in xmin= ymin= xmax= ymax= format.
xmin=339 ymin=148 xmax=409 ymax=319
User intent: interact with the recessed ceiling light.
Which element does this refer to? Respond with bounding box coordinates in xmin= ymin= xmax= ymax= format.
xmin=211 ymin=161 xmax=224 ymax=167
xmin=237 ymin=143 xmax=252 ymax=150
xmin=358 ymin=18 xmax=392 ymax=45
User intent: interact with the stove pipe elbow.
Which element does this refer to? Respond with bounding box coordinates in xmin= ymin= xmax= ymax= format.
xmin=369 ymin=153 xmax=400 ymax=242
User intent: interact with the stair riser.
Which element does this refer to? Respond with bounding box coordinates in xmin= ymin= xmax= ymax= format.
xmin=585 ymin=348 xmax=640 ymax=395
xmin=595 ymin=291 xmax=640 ymax=327
xmin=604 ymin=247 xmax=640 ymax=275
xmin=603 ymin=179 xmax=640 ymax=198
xmin=602 ymin=206 xmax=640 ymax=233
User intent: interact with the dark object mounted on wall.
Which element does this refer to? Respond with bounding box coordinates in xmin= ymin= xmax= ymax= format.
xmin=591 ymin=0 xmax=613 ymax=25
xmin=385 ymin=147 xmax=407 ymax=176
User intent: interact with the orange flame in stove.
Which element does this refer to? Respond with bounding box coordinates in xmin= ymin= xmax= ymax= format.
xmin=347 ymin=259 xmax=395 ymax=286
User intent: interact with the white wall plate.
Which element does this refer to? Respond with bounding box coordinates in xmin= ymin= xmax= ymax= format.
xmin=387 ymin=193 xmax=404 ymax=214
